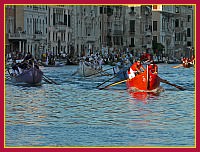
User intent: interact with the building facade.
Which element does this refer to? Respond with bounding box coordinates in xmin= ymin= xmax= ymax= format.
xmin=6 ymin=5 xmax=48 ymax=59
xmin=5 ymin=5 xmax=195 ymax=60
xmin=48 ymin=5 xmax=73 ymax=58
xmin=152 ymin=5 xmax=194 ymax=58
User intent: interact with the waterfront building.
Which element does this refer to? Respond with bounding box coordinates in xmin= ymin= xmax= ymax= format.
xmin=5 ymin=5 xmax=15 ymax=60
xmin=5 ymin=5 xmax=195 ymax=60
xmin=151 ymin=5 xmax=194 ymax=59
xmin=47 ymin=5 xmax=73 ymax=58
xmin=6 ymin=5 xmax=48 ymax=59
xmin=72 ymin=5 xmax=100 ymax=57
xmin=123 ymin=5 xmax=152 ymax=55
xmin=173 ymin=5 xmax=194 ymax=58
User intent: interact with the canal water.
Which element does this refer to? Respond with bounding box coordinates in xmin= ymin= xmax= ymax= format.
xmin=5 ymin=64 xmax=195 ymax=147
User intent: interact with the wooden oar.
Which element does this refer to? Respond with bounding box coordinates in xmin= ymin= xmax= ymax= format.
xmin=172 ymin=64 xmax=183 ymax=68
xmin=96 ymin=74 xmax=118 ymax=88
xmin=71 ymin=70 xmax=78 ymax=76
xmin=99 ymin=79 xmax=128 ymax=90
xmin=43 ymin=77 xmax=53 ymax=84
xmin=43 ymin=74 xmax=58 ymax=84
xmin=159 ymin=77 xmax=185 ymax=91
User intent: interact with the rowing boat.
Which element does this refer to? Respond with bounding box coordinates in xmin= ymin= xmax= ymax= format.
xmin=182 ymin=57 xmax=195 ymax=68
xmin=126 ymin=65 xmax=160 ymax=91
xmin=182 ymin=62 xmax=193 ymax=68
xmin=9 ymin=64 xmax=43 ymax=85
xmin=78 ymin=61 xmax=102 ymax=77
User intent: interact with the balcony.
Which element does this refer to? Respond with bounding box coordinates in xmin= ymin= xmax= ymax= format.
xmin=144 ymin=30 xmax=152 ymax=36
xmin=55 ymin=22 xmax=67 ymax=32
xmin=8 ymin=33 xmax=27 ymax=40
xmin=129 ymin=11 xmax=136 ymax=16
xmin=85 ymin=36 xmax=95 ymax=43
xmin=33 ymin=34 xmax=45 ymax=41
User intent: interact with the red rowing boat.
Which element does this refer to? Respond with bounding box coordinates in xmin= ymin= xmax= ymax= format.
xmin=126 ymin=65 xmax=160 ymax=91
xmin=182 ymin=57 xmax=194 ymax=68
xmin=182 ymin=62 xmax=193 ymax=68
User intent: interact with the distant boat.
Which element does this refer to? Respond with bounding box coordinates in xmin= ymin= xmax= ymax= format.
xmin=41 ymin=61 xmax=64 ymax=67
xmin=65 ymin=58 xmax=77 ymax=65
xmin=40 ymin=56 xmax=64 ymax=67
xmin=182 ymin=58 xmax=194 ymax=68
xmin=78 ymin=61 xmax=102 ymax=77
xmin=182 ymin=62 xmax=193 ymax=68
xmin=8 ymin=63 xmax=43 ymax=85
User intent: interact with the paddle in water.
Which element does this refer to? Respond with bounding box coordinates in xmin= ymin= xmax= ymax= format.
xmin=43 ymin=74 xmax=59 ymax=85
xmin=172 ymin=64 xmax=183 ymax=68
xmin=159 ymin=77 xmax=185 ymax=91
xmin=71 ymin=70 xmax=78 ymax=76
xmin=99 ymin=79 xmax=128 ymax=90
xmin=96 ymin=74 xmax=118 ymax=88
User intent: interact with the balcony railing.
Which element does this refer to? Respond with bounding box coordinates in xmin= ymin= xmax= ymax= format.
xmin=85 ymin=36 xmax=96 ymax=43
xmin=129 ymin=11 xmax=136 ymax=15
xmin=144 ymin=30 xmax=151 ymax=36
xmin=55 ymin=22 xmax=67 ymax=32
xmin=8 ymin=33 xmax=27 ymax=40
xmin=8 ymin=32 xmax=47 ymax=41
xmin=33 ymin=34 xmax=46 ymax=40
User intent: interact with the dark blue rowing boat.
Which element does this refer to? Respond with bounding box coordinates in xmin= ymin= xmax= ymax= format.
xmin=9 ymin=64 xmax=43 ymax=85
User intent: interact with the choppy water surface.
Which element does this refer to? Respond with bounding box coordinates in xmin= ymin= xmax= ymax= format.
xmin=5 ymin=64 xmax=195 ymax=147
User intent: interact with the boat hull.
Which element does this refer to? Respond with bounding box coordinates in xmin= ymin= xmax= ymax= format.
xmin=182 ymin=62 xmax=193 ymax=68
xmin=126 ymin=68 xmax=160 ymax=91
xmin=11 ymin=67 xmax=43 ymax=84
xmin=78 ymin=62 xmax=102 ymax=77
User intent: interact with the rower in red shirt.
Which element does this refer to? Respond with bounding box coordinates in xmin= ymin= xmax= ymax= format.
xmin=148 ymin=60 xmax=158 ymax=74
xmin=128 ymin=60 xmax=145 ymax=79
xmin=140 ymin=52 xmax=152 ymax=62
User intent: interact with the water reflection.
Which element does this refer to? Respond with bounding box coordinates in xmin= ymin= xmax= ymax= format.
xmin=127 ymin=87 xmax=164 ymax=104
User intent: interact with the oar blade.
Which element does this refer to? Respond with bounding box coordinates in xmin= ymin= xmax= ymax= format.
xmin=43 ymin=75 xmax=58 ymax=85
xmin=172 ymin=64 xmax=183 ymax=68
xmin=98 ymin=79 xmax=128 ymax=90
xmin=71 ymin=70 xmax=78 ymax=76
xmin=96 ymin=74 xmax=118 ymax=88
xmin=159 ymin=77 xmax=186 ymax=91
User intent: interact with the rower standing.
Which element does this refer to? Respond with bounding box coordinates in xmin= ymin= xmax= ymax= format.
xmin=148 ymin=60 xmax=158 ymax=74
